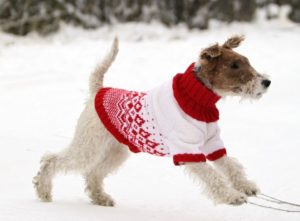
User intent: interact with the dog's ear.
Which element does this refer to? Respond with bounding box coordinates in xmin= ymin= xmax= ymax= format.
xmin=222 ymin=35 xmax=245 ymax=49
xmin=200 ymin=44 xmax=222 ymax=62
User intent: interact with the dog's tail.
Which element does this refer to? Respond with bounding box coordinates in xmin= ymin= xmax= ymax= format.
xmin=89 ymin=37 xmax=119 ymax=94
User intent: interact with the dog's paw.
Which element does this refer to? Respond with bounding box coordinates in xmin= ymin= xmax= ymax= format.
xmin=234 ymin=180 xmax=260 ymax=196
xmin=228 ymin=192 xmax=247 ymax=205
xmin=32 ymin=173 xmax=52 ymax=202
xmin=91 ymin=193 xmax=115 ymax=207
xmin=213 ymin=188 xmax=247 ymax=206
xmin=223 ymin=189 xmax=247 ymax=206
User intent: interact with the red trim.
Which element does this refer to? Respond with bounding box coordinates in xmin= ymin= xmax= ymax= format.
xmin=94 ymin=88 xmax=141 ymax=153
xmin=206 ymin=148 xmax=227 ymax=161
xmin=172 ymin=63 xmax=220 ymax=123
xmin=173 ymin=153 xmax=206 ymax=165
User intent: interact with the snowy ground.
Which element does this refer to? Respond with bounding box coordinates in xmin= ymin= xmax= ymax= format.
xmin=0 ymin=18 xmax=300 ymax=221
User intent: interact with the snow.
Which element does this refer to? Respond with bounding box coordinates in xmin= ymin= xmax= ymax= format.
xmin=1 ymin=19 xmax=300 ymax=221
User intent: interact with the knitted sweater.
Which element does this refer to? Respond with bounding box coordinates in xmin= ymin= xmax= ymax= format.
xmin=95 ymin=63 xmax=226 ymax=165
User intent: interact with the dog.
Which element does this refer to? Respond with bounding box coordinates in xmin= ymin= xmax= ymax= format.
xmin=33 ymin=35 xmax=271 ymax=206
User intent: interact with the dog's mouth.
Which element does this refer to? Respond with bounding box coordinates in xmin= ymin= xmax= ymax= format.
xmin=241 ymin=76 xmax=271 ymax=99
xmin=249 ymin=86 xmax=270 ymax=99
xmin=231 ymin=86 xmax=268 ymax=99
xmin=255 ymin=79 xmax=271 ymax=98
xmin=213 ymin=77 xmax=271 ymax=99
xmin=232 ymin=87 xmax=242 ymax=93
xmin=256 ymin=92 xmax=263 ymax=98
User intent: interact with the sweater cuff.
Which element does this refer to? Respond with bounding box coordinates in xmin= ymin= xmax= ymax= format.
xmin=206 ymin=148 xmax=227 ymax=161
xmin=173 ymin=153 xmax=206 ymax=166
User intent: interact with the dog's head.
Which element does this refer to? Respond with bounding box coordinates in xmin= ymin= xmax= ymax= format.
xmin=196 ymin=35 xmax=270 ymax=99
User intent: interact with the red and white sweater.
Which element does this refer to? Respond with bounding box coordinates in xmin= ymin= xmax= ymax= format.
xmin=95 ymin=63 xmax=226 ymax=165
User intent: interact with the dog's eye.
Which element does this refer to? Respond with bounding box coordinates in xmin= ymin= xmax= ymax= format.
xmin=230 ymin=62 xmax=239 ymax=69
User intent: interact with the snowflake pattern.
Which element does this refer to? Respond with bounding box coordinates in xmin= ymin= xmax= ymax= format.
xmin=103 ymin=89 xmax=167 ymax=156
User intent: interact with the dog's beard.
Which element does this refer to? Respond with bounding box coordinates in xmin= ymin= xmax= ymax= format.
xmin=239 ymin=74 xmax=270 ymax=99
xmin=213 ymin=74 xmax=270 ymax=99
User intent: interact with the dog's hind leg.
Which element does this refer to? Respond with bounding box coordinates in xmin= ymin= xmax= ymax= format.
xmin=84 ymin=143 xmax=129 ymax=206
xmin=32 ymin=152 xmax=63 ymax=202
xmin=32 ymin=148 xmax=81 ymax=202
xmin=32 ymin=100 xmax=102 ymax=202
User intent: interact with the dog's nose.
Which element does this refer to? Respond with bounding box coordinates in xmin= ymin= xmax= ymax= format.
xmin=262 ymin=79 xmax=271 ymax=88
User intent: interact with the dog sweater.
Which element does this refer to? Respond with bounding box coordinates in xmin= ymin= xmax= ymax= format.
xmin=95 ymin=63 xmax=226 ymax=165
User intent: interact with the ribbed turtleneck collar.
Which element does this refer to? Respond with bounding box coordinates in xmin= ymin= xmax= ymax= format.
xmin=172 ymin=63 xmax=221 ymax=122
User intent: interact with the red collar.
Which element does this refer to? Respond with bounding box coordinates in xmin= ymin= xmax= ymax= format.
xmin=172 ymin=63 xmax=220 ymax=122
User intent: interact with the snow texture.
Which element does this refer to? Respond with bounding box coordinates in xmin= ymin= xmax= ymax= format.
xmin=0 ymin=19 xmax=300 ymax=221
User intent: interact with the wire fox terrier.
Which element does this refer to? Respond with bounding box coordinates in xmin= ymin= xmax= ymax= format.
xmin=33 ymin=35 xmax=271 ymax=206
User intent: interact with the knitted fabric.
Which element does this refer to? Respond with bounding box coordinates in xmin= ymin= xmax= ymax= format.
xmin=173 ymin=63 xmax=220 ymax=122
xmin=95 ymin=63 xmax=226 ymax=165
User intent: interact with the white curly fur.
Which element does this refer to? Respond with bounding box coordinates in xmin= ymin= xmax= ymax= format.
xmin=33 ymin=38 xmax=259 ymax=206
xmin=213 ymin=156 xmax=260 ymax=196
xmin=185 ymin=162 xmax=248 ymax=205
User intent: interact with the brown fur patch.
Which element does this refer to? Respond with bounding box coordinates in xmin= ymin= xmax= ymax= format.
xmin=198 ymin=36 xmax=256 ymax=93
xmin=200 ymin=44 xmax=222 ymax=61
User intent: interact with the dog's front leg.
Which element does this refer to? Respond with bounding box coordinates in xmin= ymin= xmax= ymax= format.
xmin=185 ymin=162 xmax=247 ymax=205
xmin=213 ymin=156 xmax=260 ymax=196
